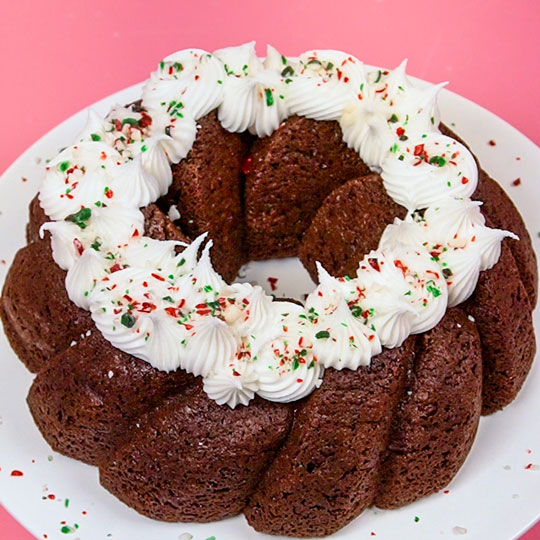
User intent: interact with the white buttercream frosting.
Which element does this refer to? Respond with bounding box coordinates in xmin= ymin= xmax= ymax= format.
xmin=36 ymin=42 xmax=515 ymax=408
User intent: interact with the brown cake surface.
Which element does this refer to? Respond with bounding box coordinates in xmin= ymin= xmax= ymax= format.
xmin=166 ymin=110 xmax=249 ymax=282
xmin=99 ymin=386 xmax=292 ymax=522
xmin=27 ymin=332 xmax=194 ymax=465
xmin=375 ymin=308 xmax=482 ymax=508
xmin=245 ymin=338 xmax=414 ymax=537
xmin=464 ymin=242 xmax=536 ymax=414
xmin=299 ymin=173 xmax=407 ymax=282
xmin=1 ymin=240 xmax=93 ymax=373
xmin=245 ymin=115 xmax=371 ymax=260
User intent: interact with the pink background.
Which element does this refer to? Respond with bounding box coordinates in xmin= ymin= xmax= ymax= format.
xmin=1 ymin=0 xmax=539 ymax=538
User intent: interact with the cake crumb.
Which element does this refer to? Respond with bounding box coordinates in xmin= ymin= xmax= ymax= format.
xmin=467 ymin=315 xmax=475 ymax=322
xmin=108 ymin=370 xmax=114 ymax=379
xmin=21 ymin=177 xmax=28 ymax=182
xmin=512 ymin=493 xmax=520 ymax=499
xmin=453 ymin=526 xmax=468 ymax=535
xmin=503 ymin=465 xmax=511 ymax=470
xmin=178 ymin=534 xmax=193 ymax=540
xmin=168 ymin=205 xmax=181 ymax=221
xmin=524 ymin=463 xmax=539 ymax=470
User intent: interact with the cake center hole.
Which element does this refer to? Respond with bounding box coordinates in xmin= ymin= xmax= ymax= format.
xmin=234 ymin=257 xmax=316 ymax=303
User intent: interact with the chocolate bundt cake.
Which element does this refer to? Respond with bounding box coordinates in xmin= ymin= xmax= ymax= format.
xmin=1 ymin=42 xmax=537 ymax=538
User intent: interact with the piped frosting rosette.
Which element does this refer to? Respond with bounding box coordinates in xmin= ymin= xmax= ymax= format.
xmin=37 ymin=42 xmax=516 ymax=408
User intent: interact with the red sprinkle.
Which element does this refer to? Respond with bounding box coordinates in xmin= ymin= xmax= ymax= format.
xmin=368 ymin=258 xmax=380 ymax=272
xmin=267 ymin=277 xmax=278 ymax=291
xmin=396 ymin=127 xmax=405 ymax=137
xmin=47 ymin=494 xmax=55 ymax=500
xmin=488 ymin=139 xmax=496 ymax=146
xmin=73 ymin=238 xmax=84 ymax=256
xmin=512 ymin=178 xmax=522 ymax=186
xmin=242 ymin=156 xmax=253 ymax=175
xmin=414 ymin=144 xmax=425 ymax=157
xmin=105 ymin=188 xmax=114 ymax=199
xmin=461 ymin=176 xmax=469 ymax=184
xmin=110 ymin=263 xmax=123 ymax=273
xmin=10 ymin=470 xmax=24 ymax=477
xmin=151 ymin=272 xmax=165 ymax=281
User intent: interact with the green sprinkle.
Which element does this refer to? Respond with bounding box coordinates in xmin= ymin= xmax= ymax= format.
xmin=265 ymin=88 xmax=274 ymax=106
xmin=389 ymin=113 xmax=399 ymax=123
xmin=281 ymin=65 xmax=294 ymax=77
xmin=429 ymin=155 xmax=446 ymax=167
xmin=140 ymin=144 xmax=147 ymax=152
xmin=64 ymin=498 xmax=70 ymax=508
xmin=90 ymin=133 xmax=101 ymax=141
xmin=162 ymin=296 xmax=175 ymax=303
xmin=292 ymin=358 xmax=300 ymax=370
xmin=217 ymin=79 xmax=223 ymax=84
xmin=121 ymin=312 xmax=136 ymax=328
xmin=159 ymin=60 xmax=165 ymax=70
xmin=59 ymin=161 xmax=70 ymax=172
xmin=315 ymin=330 xmax=330 ymax=339
xmin=66 ymin=207 xmax=92 ymax=229
xmin=122 ymin=117 xmax=139 ymax=126
xmin=90 ymin=238 xmax=102 ymax=251
xmin=374 ymin=69 xmax=382 ymax=83
xmin=414 ymin=516 xmax=420 ymax=523
xmin=281 ymin=54 xmax=287 ymax=65
xmin=177 ymin=257 xmax=186 ymax=267
xmin=426 ymin=280 xmax=442 ymax=297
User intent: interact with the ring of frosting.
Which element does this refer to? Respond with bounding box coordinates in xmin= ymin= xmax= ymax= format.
xmin=38 ymin=42 xmax=515 ymax=407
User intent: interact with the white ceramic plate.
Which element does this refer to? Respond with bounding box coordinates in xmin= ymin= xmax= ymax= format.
xmin=1 ymin=77 xmax=539 ymax=540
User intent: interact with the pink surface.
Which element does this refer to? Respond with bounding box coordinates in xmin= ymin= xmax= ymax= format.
xmin=0 ymin=0 xmax=539 ymax=538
